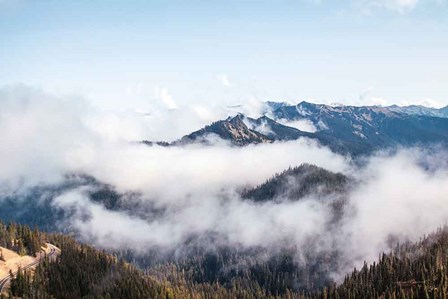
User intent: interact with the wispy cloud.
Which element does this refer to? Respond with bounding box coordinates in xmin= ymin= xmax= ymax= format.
xmin=360 ymin=0 xmax=418 ymax=13
xmin=154 ymin=87 xmax=178 ymax=110
xmin=314 ymin=0 xmax=445 ymax=14
xmin=353 ymin=0 xmax=446 ymax=14
xmin=216 ymin=74 xmax=233 ymax=87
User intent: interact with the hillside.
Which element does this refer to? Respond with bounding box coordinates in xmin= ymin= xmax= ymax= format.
xmin=0 ymin=222 xmax=228 ymax=299
xmin=242 ymin=163 xmax=350 ymax=202
xmin=309 ymin=227 xmax=448 ymax=299
xmin=8 ymin=221 xmax=448 ymax=299
xmin=2 ymin=222 xmax=315 ymax=299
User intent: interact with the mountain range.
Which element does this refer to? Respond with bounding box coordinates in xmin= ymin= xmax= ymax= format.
xmin=146 ymin=101 xmax=448 ymax=155
xmin=387 ymin=104 xmax=448 ymax=118
xmin=3 ymin=100 xmax=448 ymax=298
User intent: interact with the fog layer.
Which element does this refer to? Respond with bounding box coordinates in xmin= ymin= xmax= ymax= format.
xmin=1 ymin=85 xmax=448 ymax=279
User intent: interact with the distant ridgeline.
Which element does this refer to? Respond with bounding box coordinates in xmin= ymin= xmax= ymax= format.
xmin=142 ymin=101 xmax=448 ymax=156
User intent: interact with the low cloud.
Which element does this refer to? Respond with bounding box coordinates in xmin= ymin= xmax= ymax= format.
xmin=154 ymin=87 xmax=178 ymax=110
xmin=276 ymin=118 xmax=318 ymax=133
xmin=2 ymin=84 xmax=448 ymax=282
xmin=342 ymin=149 xmax=448 ymax=267
xmin=49 ymin=146 xmax=448 ymax=283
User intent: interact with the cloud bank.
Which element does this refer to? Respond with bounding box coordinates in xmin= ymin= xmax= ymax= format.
xmin=1 ymin=84 xmax=448 ymax=282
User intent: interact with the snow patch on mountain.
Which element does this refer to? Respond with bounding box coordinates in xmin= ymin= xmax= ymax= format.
xmin=296 ymin=105 xmax=311 ymax=117
xmin=354 ymin=131 xmax=367 ymax=139
xmin=317 ymin=120 xmax=329 ymax=131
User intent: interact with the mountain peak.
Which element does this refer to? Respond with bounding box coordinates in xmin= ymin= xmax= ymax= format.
xmin=180 ymin=114 xmax=271 ymax=146
xmin=226 ymin=113 xmax=245 ymax=123
xmin=297 ymin=100 xmax=315 ymax=107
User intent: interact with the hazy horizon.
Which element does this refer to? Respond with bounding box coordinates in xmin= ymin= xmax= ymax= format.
xmin=1 ymin=0 xmax=448 ymax=112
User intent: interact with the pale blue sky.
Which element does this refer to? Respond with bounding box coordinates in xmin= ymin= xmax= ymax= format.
xmin=1 ymin=0 xmax=448 ymax=109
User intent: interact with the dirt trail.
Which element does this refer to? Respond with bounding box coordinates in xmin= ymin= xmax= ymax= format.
xmin=0 ymin=247 xmax=35 ymax=278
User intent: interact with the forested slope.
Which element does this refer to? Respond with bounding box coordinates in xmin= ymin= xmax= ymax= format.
xmin=242 ymin=163 xmax=350 ymax=202
xmin=309 ymin=227 xmax=448 ymax=299
xmin=1 ymin=222 xmax=306 ymax=299
xmin=5 ymin=224 xmax=448 ymax=298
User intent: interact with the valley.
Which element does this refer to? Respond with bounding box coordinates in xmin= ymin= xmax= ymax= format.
xmin=1 ymin=100 xmax=448 ymax=298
